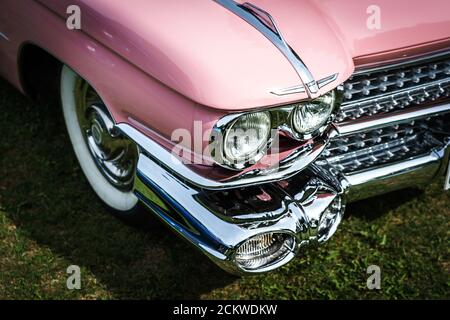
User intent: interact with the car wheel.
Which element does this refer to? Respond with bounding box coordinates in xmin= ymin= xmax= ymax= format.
xmin=60 ymin=65 xmax=146 ymax=221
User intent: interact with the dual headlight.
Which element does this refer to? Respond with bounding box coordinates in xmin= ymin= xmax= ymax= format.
xmin=223 ymin=112 xmax=272 ymax=165
xmin=292 ymin=91 xmax=336 ymax=135
xmin=212 ymin=90 xmax=338 ymax=170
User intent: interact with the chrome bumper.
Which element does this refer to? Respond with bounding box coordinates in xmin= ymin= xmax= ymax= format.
xmin=117 ymin=51 xmax=450 ymax=274
xmin=132 ymin=152 xmax=347 ymax=274
xmin=345 ymin=142 xmax=450 ymax=201
xmin=117 ymin=108 xmax=450 ymax=274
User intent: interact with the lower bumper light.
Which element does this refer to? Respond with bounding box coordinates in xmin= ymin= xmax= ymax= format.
xmin=235 ymin=233 xmax=295 ymax=271
xmin=316 ymin=196 xmax=344 ymax=243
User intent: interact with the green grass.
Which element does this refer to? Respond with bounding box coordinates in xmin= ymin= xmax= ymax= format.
xmin=0 ymin=78 xmax=449 ymax=300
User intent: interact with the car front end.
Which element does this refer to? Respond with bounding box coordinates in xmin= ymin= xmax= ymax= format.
xmin=1 ymin=0 xmax=449 ymax=275
xmin=119 ymin=50 xmax=450 ymax=274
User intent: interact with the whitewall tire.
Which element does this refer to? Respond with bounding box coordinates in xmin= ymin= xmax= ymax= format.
xmin=60 ymin=65 xmax=139 ymax=213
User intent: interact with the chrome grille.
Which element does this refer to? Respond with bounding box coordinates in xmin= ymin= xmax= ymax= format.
xmin=322 ymin=116 xmax=449 ymax=174
xmin=322 ymin=52 xmax=450 ymax=175
xmin=336 ymin=54 xmax=450 ymax=123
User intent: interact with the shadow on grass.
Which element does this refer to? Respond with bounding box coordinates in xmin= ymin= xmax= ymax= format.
xmin=346 ymin=188 xmax=424 ymax=221
xmin=0 ymin=78 xmax=235 ymax=299
xmin=0 ymin=77 xmax=432 ymax=299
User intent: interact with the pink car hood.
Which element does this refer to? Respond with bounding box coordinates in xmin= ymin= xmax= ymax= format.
xmin=39 ymin=0 xmax=450 ymax=111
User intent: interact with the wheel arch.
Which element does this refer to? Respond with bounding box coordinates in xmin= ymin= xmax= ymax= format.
xmin=18 ymin=43 xmax=62 ymax=101
xmin=17 ymin=42 xmax=119 ymax=123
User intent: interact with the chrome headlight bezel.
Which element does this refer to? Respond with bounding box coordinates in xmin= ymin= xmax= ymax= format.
xmin=211 ymin=111 xmax=273 ymax=171
xmin=210 ymin=87 xmax=342 ymax=171
xmin=223 ymin=112 xmax=272 ymax=163
xmin=288 ymin=89 xmax=340 ymax=140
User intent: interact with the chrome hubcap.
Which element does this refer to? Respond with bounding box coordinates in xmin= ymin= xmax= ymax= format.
xmin=75 ymin=80 xmax=138 ymax=191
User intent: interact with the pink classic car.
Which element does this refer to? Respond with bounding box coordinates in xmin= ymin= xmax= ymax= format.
xmin=1 ymin=0 xmax=449 ymax=274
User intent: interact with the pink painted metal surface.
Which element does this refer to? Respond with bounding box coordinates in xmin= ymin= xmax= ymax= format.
xmin=0 ymin=0 xmax=450 ymax=160
xmin=247 ymin=0 xmax=450 ymax=67
xmin=31 ymin=0 xmax=450 ymax=110
xmin=0 ymin=0 xmax=226 ymax=157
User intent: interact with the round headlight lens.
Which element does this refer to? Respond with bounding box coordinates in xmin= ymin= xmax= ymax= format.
xmin=292 ymin=91 xmax=335 ymax=135
xmin=223 ymin=112 xmax=271 ymax=164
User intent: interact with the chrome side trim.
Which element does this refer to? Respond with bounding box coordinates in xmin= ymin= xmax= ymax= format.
xmin=336 ymin=102 xmax=450 ymax=136
xmin=0 ymin=31 xmax=10 ymax=41
xmin=214 ymin=0 xmax=322 ymax=98
xmin=118 ymin=122 xmax=330 ymax=190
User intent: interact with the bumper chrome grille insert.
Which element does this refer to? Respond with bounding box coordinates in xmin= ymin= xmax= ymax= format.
xmin=323 ymin=115 xmax=449 ymax=174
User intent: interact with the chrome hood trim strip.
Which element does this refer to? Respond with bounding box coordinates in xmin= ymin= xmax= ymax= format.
xmin=213 ymin=0 xmax=320 ymax=98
